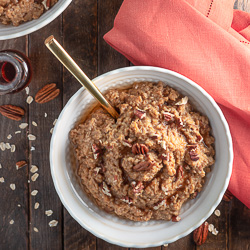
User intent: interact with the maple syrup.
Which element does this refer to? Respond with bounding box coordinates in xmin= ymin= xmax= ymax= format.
xmin=0 ymin=50 xmax=32 ymax=95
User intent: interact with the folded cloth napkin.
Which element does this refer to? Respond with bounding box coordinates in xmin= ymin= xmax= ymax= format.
xmin=104 ymin=0 xmax=250 ymax=208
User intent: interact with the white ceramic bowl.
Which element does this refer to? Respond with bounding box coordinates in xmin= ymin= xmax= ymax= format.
xmin=50 ymin=66 xmax=233 ymax=248
xmin=0 ymin=0 xmax=72 ymax=40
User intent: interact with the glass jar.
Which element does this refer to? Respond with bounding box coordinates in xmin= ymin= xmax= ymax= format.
xmin=0 ymin=50 xmax=32 ymax=95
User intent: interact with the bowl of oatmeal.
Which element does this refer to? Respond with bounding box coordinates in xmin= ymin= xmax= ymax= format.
xmin=50 ymin=66 xmax=233 ymax=247
xmin=0 ymin=0 xmax=72 ymax=40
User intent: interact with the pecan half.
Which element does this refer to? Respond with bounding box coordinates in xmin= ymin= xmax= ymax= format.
xmin=223 ymin=189 xmax=234 ymax=201
xmin=0 ymin=105 xmax=25 ymax=121
xmin=132 ymin=143 xmax=149 ymax=154
xmin=162 ymin=111 xmax=174 ymax=121
xmin=132 ymin=181 xmax=144 ymax=193
xmin=133 ymin=161 xmax=152 ymax=171
xmin=134 ymin=108 xmax=146 ymax=119
xmin=35 ymin=83 xmax=60 ymax=104
xmin=193 ymin=221 xmax=209 ymax=245
xmin=172 ymin=215 xmax=181 ymax=222
xmin=16 ymin=160 xmax=27 ymax=170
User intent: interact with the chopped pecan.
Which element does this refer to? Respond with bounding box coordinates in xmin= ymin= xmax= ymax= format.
xmin=196 ymin=134 xmax=203 ymax=142
xmin=0 ymin=105 xmax=25 ymax=121
xmin=133 ymin=161 xmax=152 ymax=171
xmin=161 ymin=153 xmax=169 ymax=161
xmin=100 ymin=182 xmax=111 ymax=197
xmin=193 ymin=222 xmax=209 ymax=245
xmin=91 ymin=144 xmax=102 ymax=160
xmin=187 ymin=144 xmax=198 ymax=150
xmin=223 ymin=189 xmax=234 ymax=201
xmin=176 ymin=117 xmax=184 ymax=127
xmin=162 ymin=111 xmax=174 ymax=121
xmin=153 ymin=200 xmax=167 ymax=210
xmin=189 ymin=150 xmax=199 ymax=161
xmin=132 ymin=181 xmax=144 ymax=193
xmin=134 ymin=108 xmax=146 ymax=119
xmin=121 ymin=196 xmax=133 ymax=205
xmin=46 ymin=0 xmax=51 ymax=8
xmin=35 ymin=83 xmax=60 ymax=104
xmin=132 ymin=143 xmax=149 ymax=154
xmin=93 ymin=167 xmax=101 ymax=175
xmin=177 ymin=166 xmax=183 ymax=178
xmin=16 ymin=160 xmax=27 ymax=170
xmin=172 ymin=215 xmax=181 ymax=222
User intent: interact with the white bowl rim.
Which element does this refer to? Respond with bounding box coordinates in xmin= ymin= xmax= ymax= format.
xmin=0 ymin=0 xmax=72 ymax=40
xmin=50 ymin=66 xmax=233 ymax=248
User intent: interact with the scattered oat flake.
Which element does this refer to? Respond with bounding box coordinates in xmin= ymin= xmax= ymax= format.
xmin=25 ymin=87 xmax=29 ymax=95
xmin=30 ymin=165 xmax=38 ymax=173
xmin=31 ymin=173 xmax=39 ymax=182
xmin=45 ymin=210 xmax=53 ymax=216
xmin=212 ymin=228 xmax=219 ymax=235
xmin=28 ymin=134 xmax=36 ymax=141
xmin=10 ymin=184 xmax=16 ymax=190
xmin=7 ymin=134 xmax=12 ymax=139
xmin=49 ymin=220 xmax=58 ymax=227
xmin=15 ymin=131 xmax=21 ymax=134
xmin=19 ymin=123 xmax=28 ymax=129
xmin=44 ymin=113 xmax=47 ymax=117
xmin=11 ymin=145 xmax=16 ymax=153
xmin=50 ymin=128 xmax=54 ymax=134
xmin=17 ymin=204 xmax=21 ymax=207
xmin=34 ymin=202 xmax=40 ymax=209
xmin=31 ymin=146 xmax=35 ymax=151
xmin=31 ymin=190 xmax=38 ymax=196
xmin=5 ymin=143 xmax=11 ymax=149
xmin=53 ymin=119 xmax=57 ymax=126
xmin=0 ymin=142 xmax=5 ymax=151
xmin=26 ymin=96 xmax=33 ymax=104
xmin=33 ymin=227 xmax=39 ymax=232
xmin=163 ymin=244 xmax=168 ymax=247
xmin=208 ymin=224 xmax=214 ymax=232
xmin=0 ymin=177 xmax=4 ymax=183
xmin=28 ymin=180 xmax=30 ymax=183
xmin=0 ymin=163 xmax=2 ymax=168
xmin=32 ymin=121 xmax=37 ymax=127
xmin=214 ymin=209 xmax=221 ymax=217
xmin=9 ymin=220 xmax=14 ymax=225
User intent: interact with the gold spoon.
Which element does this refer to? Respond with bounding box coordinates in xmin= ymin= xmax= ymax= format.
xmin=44 ymin=35 xmax=119 ymax=119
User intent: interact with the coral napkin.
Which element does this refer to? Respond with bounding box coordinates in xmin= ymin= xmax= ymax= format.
xmin=104 ymin=0 xmax=250 ymax=208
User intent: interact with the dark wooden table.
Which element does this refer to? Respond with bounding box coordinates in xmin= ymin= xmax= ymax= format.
xmin=0 ymin=1 xmax=250 ymax=249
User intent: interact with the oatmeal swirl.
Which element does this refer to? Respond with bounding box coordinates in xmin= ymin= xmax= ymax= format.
xmin=70 ymin=81 xmax=215 ymax=222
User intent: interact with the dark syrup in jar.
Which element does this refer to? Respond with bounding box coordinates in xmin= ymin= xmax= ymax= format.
xmin=0 ymin=50 xmax=32 ymax=95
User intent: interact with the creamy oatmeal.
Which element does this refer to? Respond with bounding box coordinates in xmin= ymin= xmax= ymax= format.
xmin=70 ymin=81 xmax=215 ymax=222
xmin=0 ymin=0 xmax=58 ymax=26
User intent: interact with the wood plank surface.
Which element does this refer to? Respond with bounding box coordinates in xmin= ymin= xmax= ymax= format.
xmin=0 ymin=37 xmax=29 ymax=250
xmin=28 ymin=15 xmax=63 ymax=250
xmin=62 ymin=0 xmax=98 ymax=249
xmin=0 ymin=1 xmax=250 ymax=250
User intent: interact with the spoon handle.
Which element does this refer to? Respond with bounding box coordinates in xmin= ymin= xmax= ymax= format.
xmin=44 ymin=35 xmax=119 ymax=119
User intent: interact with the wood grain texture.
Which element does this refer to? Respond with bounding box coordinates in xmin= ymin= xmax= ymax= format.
xmin=28 ymin=16 xmax=63 ymax=250
xmin=0 ymin=37 xmax=29 ymax=250
xmin=62 ymin=0 xmax=98 ymax=249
